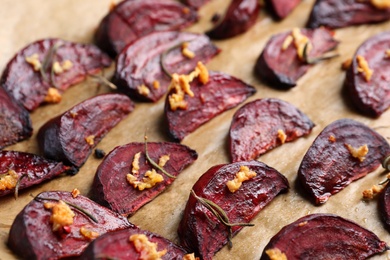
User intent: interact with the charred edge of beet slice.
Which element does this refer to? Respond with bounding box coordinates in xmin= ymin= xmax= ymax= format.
xmin=264 ymin=0 xmax=301 ymax=20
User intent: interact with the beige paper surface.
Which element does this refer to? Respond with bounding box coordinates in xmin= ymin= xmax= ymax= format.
xmin=1 ymin=0 xmax=390 ymax=259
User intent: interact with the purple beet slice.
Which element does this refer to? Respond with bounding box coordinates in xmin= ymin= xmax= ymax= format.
xmin=264 ymin=0 xmax=301 ymax=20
xmin=206 ymin=0 xmax=260 ymax=40
xmin=345 ymin=31 xmax=390 ymax=118
xmin=1 ymin=38 xmax=111 ymax=111
xmin=178 ymin=160 xmax=289 ymax=260
xmin=92 ymin=142 xmax=197 ymax=216
xmin=95 ymin=0 xmax=198 ymax=58
xmin=8 ymin=191 xmax=132 ymax=259
xmin=307 ymin=0 xmax=390 ymax=29
xmin=380 ymin=183 xmax=390 ymax=232
xmin=183 ymin=0 xmax=210 ymax=9
xmin=0 ymin=87 xmax=32 ymax=149
xmin=38 ymin=93 xmax=134 ymax=167
xmin=229 ymin=98 xmax=314 ymax=162
xmin=255 ymin=27 xmax=338 ymax=89
xmin=260 ymin=213 xmax=388 ymax=260
xmin=113 ymin=31 xmax=220 ymax=102
xmin=298 ymin=118 xmax=390 ymax=205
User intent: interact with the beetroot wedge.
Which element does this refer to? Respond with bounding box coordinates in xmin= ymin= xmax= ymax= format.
xmin=178 ymin=160 xmax=289 ymax=260
xmin=95 ymin=0 xmax=198 ymax=58
xmin=261 ymin=213 xmax=388 ymax=260
xmin=298 ymin=118 xmax=390 ymax=205
xmin=183 ymin=0 xmax=210 ymax=9
xmin=8 ymin=191 xmax=132 ymax=259
xmin=380 ymin=183 xmax=390 ymax=232
xmin=92 ymin=142 xmax=197 ymax=216
xmin=1 ymin=38 xmax=111 ymax=111
xmin=206 ymin=0 xmax=260 ymax=40
xmin=113 ymin=31 xmax=220 ymax=102
xmin=345 ymin=31 xmax=390 ymax=117
xmin=229 ymin=98 xmax=314 ymax=162
xmin=307 ymin=0 xmax=390 ymax=29
xmin=264 ymin=0 xmax=301 ymax=20
xmin=38 ymin=93 xmax=134 ymax=167
xmin=255 ymin=27 xmax=338 ymax=89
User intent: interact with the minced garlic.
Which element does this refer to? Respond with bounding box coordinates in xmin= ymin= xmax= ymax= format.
xmin=44 ymin=200 xmax=75 ymax=232
xmin=345 ymin=143 xmax=368 ymax=162
xmin=80 ymin=226 xmax=99 ymax=240
xmin=127 ymin=169 xmax=164 ymax=191
xmin=137 ymin=84 xmax=150 ymax=96
xmin=226 ymin=165 xmax=257 ymax=193
xmin=182 ymin=42 xmax=195 ymax=59
xmin=183 ymin=253 xmax=199 ymax=260
xmin=356 ymin=55 xmax=373 ymax=82
xmin=158 ymin=155 xmax=170 ymax=167
xmin=44 ymin=87 xmax=62 ymax=104
xmin=52 ymin=60 xmax=73 ymax=74
xmin=182 ymin=7 xmax=190 ymax=14
xmin=370 ymin=0 xmax=390 ymax=9
xmin=25 ymin=53 xmax=42 ymax=71
xmin=281 ymin=35 xmax=293 ymax=51
xmin=385 ymin=49 xmax=390 ymax=58
xmin=277 ymin=129 xmax=287 ymax=144
xmin=85 ymin=135 xmax=95 ymax=146
xmin=153 ymin=80 xmax=160 ymax=89
xmin=129 ymin=234 xmax=167 ymax=260
xmin=363 ymin=184 xmax=384 ymax=199
xmin=0 ymin=169 xmax=19 ymax=191
xmin=291 ymin=28 xmax=312 ymax=61
xmin=265 ymin=248 xmax=288 ymax=260
xmin=328 ymin=135 xmax=336 ymax=142
xmin=132 ymin=152 xmax=142 ymax=175
xmin=71 ymin=188 xmax=80 ymax=198
xmin=298 ymin=221 xmax=308 ymax=227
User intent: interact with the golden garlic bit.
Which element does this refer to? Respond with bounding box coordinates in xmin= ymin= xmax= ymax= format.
xmin=265 ymin=248 xmax=288 ymax=260
xmin=363 ymin=184 xmax=384 ymax=199
xmin=129 ymin=234 xmax=167 ymax=260
xmin=80 ymin=226 xmax=99 ymax=240
xmin=281 ymin=35 xmax=293 ymax=51
xmin=52 ymin=60 xmax=73 ymax=74
xmin=158 ymin=155 xmax=170 ymax=167
xmin=0 ymin=169 xmax=19 ymax=191
xmin=182 ymin=42 xmax=195 ymax=59
xmin=44 ymin=87 xmax=62 ymax=104
xmin=385 ymin=49 xmax=390 ymax=58
xmin=183 ymin=253 xmax=200 ymax=260
xmin=85 ymin=135 xmax=95 ymax=146
xmin=370 ymin=0 xmax=390 ymax=9
xmin=345 ymin=144 xmax=369 ymax=162
xmin=132 ymin=152 xmax=142 ymax=175
xmin=277 ymin=129 xmax=287 ymax=144
xmin=44 ymin=200 xmax=75 ymax=232
xmin=226 ymin=165 xmax=257 ymax=193
xmin=292 ymin=28 xmax=312 ymax=61
xmin=25 ymin=53 xmax=42 ymax=71
xmin=127 ymin=169 xmax=164 ymax=191
xmin=356 ymin=55 xmax=373 ymax=82
xmin=328 ymin=135 xmax=336 ymax=142
xmin=71 ymin=188 xmax=80 ymax=198
xmin=137 ymin=84 xmax=151 ymax=97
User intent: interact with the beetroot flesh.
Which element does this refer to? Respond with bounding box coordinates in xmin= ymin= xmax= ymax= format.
xmin=229 ymin=98 xmax=314 ymax=162
xmin=255 ymin=27 xmax=338 ymax=89
xmin=8 ymin=191 xmax=132 ymax=259
xmin=92 ymin=142 xmax=198 ymax=216
xmin=298 ymin=118 xmax=390 ymax=205
xmin=38 ymin=93 xmax=134 ymax=168
xmin=178 ymin=160 xmax=289 ymax=260
xmin=264 ymin=0 xmax=301 ymax=20
xmin=380 ymin=183 xmax=390 ymax=232
xmin=113 ymin=31 xmax=220 ymax=102
xmin=0 ymin=38 xmax=111 ymax=111
xmin=183 ymin=0 xmax=210 ymax=9
xmin=260 ymin=213 xmax=388 ymax=260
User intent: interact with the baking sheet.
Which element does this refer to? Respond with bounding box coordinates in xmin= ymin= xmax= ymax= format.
xmin=1 ymin=0 xmax=390 ymax=259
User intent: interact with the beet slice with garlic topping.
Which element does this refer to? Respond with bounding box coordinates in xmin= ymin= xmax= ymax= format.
xmin=229 ymin=98 xmax=314 ymax=162
xmin=8 ymin=191 xmax=132 ymax=259
xmin=178 ymin=160 xmax=289 ymax=260
xmin=298 ymin=118 xmax=390 ymax=205
xmin=260 ymin=213 xmax=388 ymax=260
xmin=183 ymin=0 xmax=210 ymax=9
xmin=92 ymin=142 xmax=197 ymax=216
xmin=38 ymin=93 xmax=134 ymax=168
xmin=264 ymin=0 xmax=301 ymax=20
xmin=1 ymin=38 xmax=111 ymax=111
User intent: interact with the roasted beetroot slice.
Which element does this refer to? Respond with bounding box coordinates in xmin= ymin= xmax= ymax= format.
xmin=92 ymin=142 xmax=197 ymax=216
xmin=298 ymin=118 xmax=390 ymax=205
xmin=0 ymin=87 xmax=32 ymax=149
xmin=206 ymin=0 xmax=260 ymax=40
xmin=255 ymin=27 xmax=338 ymax=89
xmin=260 ymin=213 xmax=388 ymax=260
xmin=113 ymin=31 xmax=219 ymax=102
xmin=1 ymin=38 xmax=111 ymax=111
xmin=345 ymin=32 xmax=390 ymax=118
xmin=178 ymin=160 xmax=289 ymax=260
xmin=379 ymin=182 xmax=390 ymax=232
xmin=264 ymin=0 xmax=301 ymax=20
xmin=183 ymin=0 xmax=210 ymax=9
xmin=8 ymin=191 xmax=132 ymax=259
xmin=81 ymin=226 xmax=188 ymax=259
xmin=38 ymin=93 xmax=134 ymax=167
xmin=165 ymin=71 xmax=256 ymax=142
xmin=307 ymin=0 xmax=390 ymax=29
xmin=95 ymin=0 xmax=198 ymax=58
xmin=229 ymin=98 xmax=314 ymax=162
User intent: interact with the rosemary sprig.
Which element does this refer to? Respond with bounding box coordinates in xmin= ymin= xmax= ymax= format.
xmin=14 ymin=174 xmax=28 ymax=200
xmin=40 ymin=42 xmax=63 ymax=85
xmin=303 ymin=42 xmax=339 ymax=64
xmin=382 ymin=154 xmax=390 ymax=172
xmin=89 ymin=73 xmax=118 ymax=90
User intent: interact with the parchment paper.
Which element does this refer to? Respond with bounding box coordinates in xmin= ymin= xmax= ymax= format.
xmin=1 ymin=0 xmax=390 ymax=259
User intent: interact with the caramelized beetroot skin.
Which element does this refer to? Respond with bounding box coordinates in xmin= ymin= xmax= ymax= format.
xmin=1 ymin=38 xmax=111 ymax=111
xmin=298 ymin=118 xmax=390 ymax=205
xmin=95 ymin=0 xmax=198 ymax=58
xmin=345 ymin=31 xmax=390 ymax=118
xmin=113 ymin=31 xmax=220 ymax=102
xmin=307 ymin=0 xmax=390 ymax=29
xmin=206 ymin=0 xmax=260 ymax=40
xmin=178 ymin=161 xmax=289 ymax=260
xmin=38 ymin=93 xmax=134 ymax=167
xmin=255 ymin=27 xmax=338 ymax=89
xmin=92 ymin=142 xmax=197 ymax=216
xmin=265 ymin=0 xmax=301 ymax=20
xmin=229 ymin=98 xmax=314 ymax=162
xmin=8 ymin=191 xmax=132 ymax=259
xmin=165 ymin=71 xmax=256 ymax=142
xmin=183 ymin=0 xmax=210 ymax=9
xmin=261 ymin=213 xmax=388 ymax=259
xmin=380 ymin=183 xmax=390 ymax=232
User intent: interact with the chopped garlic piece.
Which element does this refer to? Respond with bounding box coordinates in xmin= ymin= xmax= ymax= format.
xmin=158 ymin=155 xmax=170 ymax=167
xmin=132 ymin=152 xmax=142 ymax=175
xmin=53 ymin=60 xmax=73 ymax=74
xmin=265 ymin=248 xmax=288 ymax=260
xmin=182 ymin=42 xmax=195 ymax=59
xmin=80 ymin=226 xmax=99 ymax=240
xmin=291 ymin=28 xmax=312 ymax=61
xmin=61 ymin=60 xmax=73 ymax=70
xmin=153 ymin=80 xmax=160 ymax=89
xmin=298 ymin=221 xmax=308 ymax=227
xmin=182 ymin=7 xmax=190 ymax=14
xmin=363 ymin=184 xmax=384 ymax=199
xmin=195 ymin=61 xmax=209 ymax=84
xmin=52 ymin=61 xmax=63 ymax=74
xmin=385 ymin=49 xmax=390 ymax=58
xmin=70 ymin=111 xmax=78 ymax=118
xmin=226 ymin=165 xmax=257 ymax=193
xmin=183 ymin=253 xmax=199 ymax=260
xmin=129 ymin=234 xmax=167 ymax=260
xmin=25 ymin=53 xmax=42 ymax=71
xmin=127 ymin=169 xmax=164 ymax=191
xmin=281 ymin=35 xmax=293 ymax=51
xmin=44 ymin=88 xmax=62 ymax=104
xmin=44 ymin=200 xmax=75 ymax=232
xmin=0 ymin=169 xmax=18 ymax=191
xmin=85 ymin=135 xmax=95 ymax=146
xmin=277 ymin=129 xmax=287 ymax=144
xmin=370 ymin=0 xmax=390 ymax=9
xmin=328 ymin=135 xmax=336 ymax=142
xmin=356 ymin=55 xmax=373 ymax=82
xmin=345 ymin=144 xmax=368 ymax=162
xmin=71 ymin=188 xmax=80 ymax=198
xmin=137 ymin=84 xmax=150 ymax=96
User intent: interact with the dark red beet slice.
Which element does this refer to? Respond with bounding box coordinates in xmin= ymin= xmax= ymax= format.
xmin=183 ymin=0 xmax=210 ymax=9
xmin=255 ymin=27 xmax=338 ymax=89
xmin=298 ymin=118 xmax=390 ymax=205
xmin=38 ymin=93 xmax=134 ymax=167
xmin=95 ymin=0 xmax=198 ymax=58
xmin=178 ymin=160 xmax=289 ymax=260
xmin=260 ymin=213 xmax=388 ymax=260
xmin=229 ymin=98 xmax=314 ymax=162
xmin=307 ymin=0 xmax=390 ymax=29
xmin=81 ymin=226 xmax=188 ymax=259
xmin=92 ymin=142 xmax=197 ymax=216
xmin=0 ymin=151 xmax=75 ymax=197
xmin=206 ymin=0 xmax=260 ymax=40
xmin=264 ymin=0 xmax=301 ymax=20
xmin=0 ymin=87 xmax=32 ymax=149
xmin=380 ymin=183 xmax=390 ymax=232
xmin=1 ymin=38 xmax=111 ymax=111
xmin=8 ymin=191 xmax=132 ymax=259
xmin=345 ymin=31 xmax=390 ymax=118
xmin=113 ymin=31 xmax=220 ymax=102
xmin=165 ymin=71 xmax=256 ymax=142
